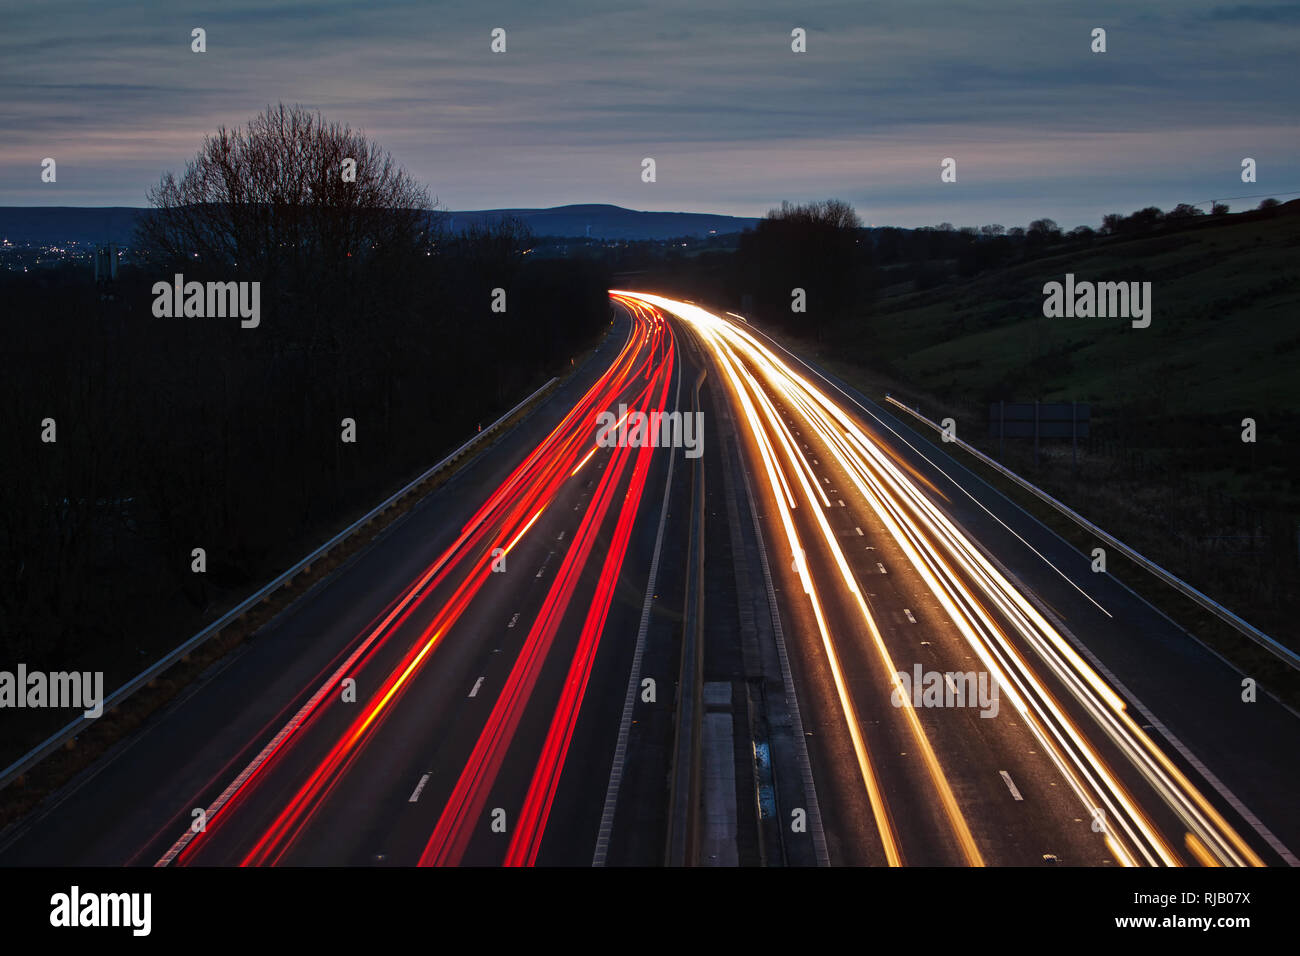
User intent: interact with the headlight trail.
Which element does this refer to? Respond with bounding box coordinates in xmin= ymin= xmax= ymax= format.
xmin=613 ymin=291 xmax=1264 ymax=868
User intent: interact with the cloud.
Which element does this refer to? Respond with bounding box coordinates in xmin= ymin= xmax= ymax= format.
xmin=1209 ymin=4 xmax=1300 ymax=22
xmin=1 ymin=0 xmax=1296 ymax=227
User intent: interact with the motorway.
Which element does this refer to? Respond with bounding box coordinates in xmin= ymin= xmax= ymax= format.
xmin=619 ymin=292 xmax=1297 ymax=868
xmin=0 ymin=293 xmax=1296 ymax=867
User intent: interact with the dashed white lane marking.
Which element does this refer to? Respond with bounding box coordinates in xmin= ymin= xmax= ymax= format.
xmin=821 ymin=476 xmax=830 ymax=485
xmin=999 ymin=771 xmax=1024 ymax=801
xmin=508 ymin=612 xmax=519 ymax=628
xmin=408 ymin=773 xmax=431 ymax=803
xmin=876 ymin=562 xmax=888 ymax=574
xmin=855 ymin=527 xmax=863 ymax=536
xmin=468 ymin=676 xmax=485 ymax=698
xmin=557 ymin=530 xmax=566 ymax=541
xmin=837 ymin=499 xmax=845 ymax=507
xmin=904 ymin=609 xmax=916 ymax=623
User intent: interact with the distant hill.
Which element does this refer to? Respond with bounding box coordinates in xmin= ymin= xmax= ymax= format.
xmin=0 ymin=207 xmax=146 ymax=244
xmin=438 ymin=204 xmax=759 ymax=239
xmin=0 ymin=203 xmax=760 ymax=245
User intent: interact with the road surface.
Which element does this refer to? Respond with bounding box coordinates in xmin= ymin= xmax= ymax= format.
xmin=1 ymin=292 xmax=1295 ymax=867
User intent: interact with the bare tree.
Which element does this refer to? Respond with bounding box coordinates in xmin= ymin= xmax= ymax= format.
xmin=137 ymin=103 xmax=433 ymax=283
xmin=767 ymin=199 xmax=863 ymax=230
xmin=1027 ymin=218 xmax=1061 ymax=240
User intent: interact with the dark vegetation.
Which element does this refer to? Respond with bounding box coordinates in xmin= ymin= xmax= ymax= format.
xmin=638 ymin=195 xmax=1300 ymax=660
xmin=0 ymin=105 xmax=610 ymax=760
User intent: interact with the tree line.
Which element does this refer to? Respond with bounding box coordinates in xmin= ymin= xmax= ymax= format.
xmin=638 ymin=193 xmax=1288 ymax=329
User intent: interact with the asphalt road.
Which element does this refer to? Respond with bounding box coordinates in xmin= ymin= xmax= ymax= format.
xmin=2 ymin=292 xmax=1294 ymax=868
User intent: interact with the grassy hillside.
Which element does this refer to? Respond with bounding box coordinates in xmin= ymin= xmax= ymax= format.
xmin=836 ymin=208 xmax=1300 ymax=512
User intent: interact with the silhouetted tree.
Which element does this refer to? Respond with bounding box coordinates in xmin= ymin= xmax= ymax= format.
xmin=1027 ymin=218 xmax=1062 ymax=246
xmin=740 ymin=199 xmax=867 ymax=336
xmin=138 ymin=104 xmax=432 ymax=282
xmin=1127 ymin=207 xmax=1165 ymax=231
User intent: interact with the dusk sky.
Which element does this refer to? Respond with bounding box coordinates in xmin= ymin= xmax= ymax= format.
xmin=3 ymin=0 xmax=1297 ymax=228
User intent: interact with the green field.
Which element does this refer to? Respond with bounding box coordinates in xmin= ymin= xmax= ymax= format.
xmin=834 ymin=209 xmax=1300 ymax=512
